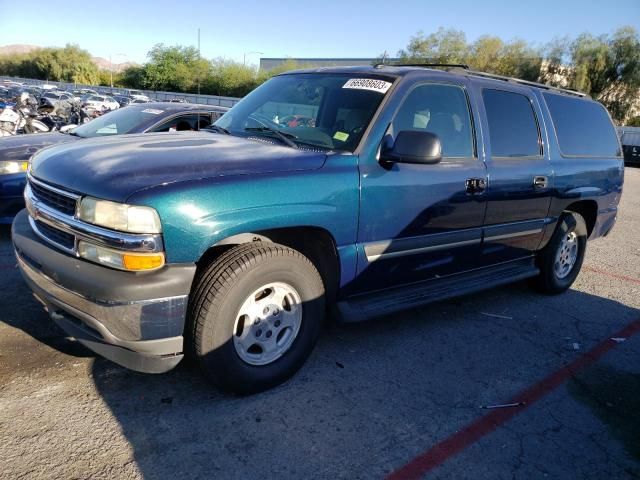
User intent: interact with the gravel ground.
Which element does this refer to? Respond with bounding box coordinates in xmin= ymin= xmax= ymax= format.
xmin=1 ymin=168 xmax=639 ymax=480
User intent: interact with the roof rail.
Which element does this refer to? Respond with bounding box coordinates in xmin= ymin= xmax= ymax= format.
xmin=465 ymin=69 xmax=587 ymax=97
xmin=374 ymin=63 xmax=470 ymax=70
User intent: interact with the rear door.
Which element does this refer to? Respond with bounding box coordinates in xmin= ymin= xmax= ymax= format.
xmin=472 ymin=83 xmax=553 ymax=264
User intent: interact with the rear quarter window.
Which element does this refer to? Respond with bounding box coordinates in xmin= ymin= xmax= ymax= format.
xmin=482 ymin=89 xmax=541 ymax=158
xmin=543 ymin=93 xmax=620 ymax=157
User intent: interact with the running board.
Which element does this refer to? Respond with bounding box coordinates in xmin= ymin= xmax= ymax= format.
xmin=337 ymin=258 xmax=539 ymax=322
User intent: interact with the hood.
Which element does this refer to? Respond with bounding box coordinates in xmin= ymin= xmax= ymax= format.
xmin=0 ymin=132 xmax=79 ymax=161
xmin=30 ymin=132 xmax=328 ymax=202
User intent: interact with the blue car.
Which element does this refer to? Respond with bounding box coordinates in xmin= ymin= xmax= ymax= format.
xmin=0 ymin=102 xmax=227 ymax=223
xmin=12 ymin=65 xmax=623 ymax=394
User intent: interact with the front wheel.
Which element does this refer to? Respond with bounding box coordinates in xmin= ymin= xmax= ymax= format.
xmin=533 ymin=211 xmax=587 ymax=294
xmin=188 ymin=243 xmax=325 ymax=394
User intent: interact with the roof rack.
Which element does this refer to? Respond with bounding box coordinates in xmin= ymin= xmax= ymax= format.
xmin=374 ymin=63 xmax=587 ymax=98
xmin=374 ymin=62 xmax=470 ymax=70
xmin=464 ymin=69 xmax=587 ymax=97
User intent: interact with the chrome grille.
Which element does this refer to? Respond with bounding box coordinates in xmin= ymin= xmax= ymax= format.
xmin=25 ymin=175 xmax=164 ymax=257
xmin=29 ymin=178 xmax=77 ymax=216
xmin=34 ymin=220 xmax=75 ymax=250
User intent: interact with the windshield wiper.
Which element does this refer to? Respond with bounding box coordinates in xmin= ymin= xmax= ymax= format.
xmin=67 ymin=131 xmax=82 ymax=137
xmin=207 ymin=125 xmax=231 ymax=135
xmin=245 ymin=126 xmax=299 ymax=149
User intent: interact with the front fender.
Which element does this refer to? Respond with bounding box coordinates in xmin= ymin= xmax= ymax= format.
xmin=127 ymin=155 xmax=360 ymax=264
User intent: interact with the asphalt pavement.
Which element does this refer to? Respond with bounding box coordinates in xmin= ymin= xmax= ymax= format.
xmin=1 ymin=168 xmax=639 ymax=480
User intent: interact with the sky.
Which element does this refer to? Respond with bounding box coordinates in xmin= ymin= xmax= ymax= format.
xmin=1 ymin=0 xmax=639 ymax=65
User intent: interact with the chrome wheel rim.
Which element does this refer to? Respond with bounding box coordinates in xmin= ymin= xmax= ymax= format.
xmin=233 ymin=282 xmax=302 ymax=366
xmin=554 ymin=231 xmax=579 ymax=279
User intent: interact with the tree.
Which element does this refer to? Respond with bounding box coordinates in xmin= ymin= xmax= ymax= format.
xmin=394 ymin=26 xmax=640 ymax=123
xmin=561 ymin=27 xmax=640 ymax=122
xmin=206 ymin=58 xmax=259 ymax=97
xmin=397 ymin=28 xmax=469 ymax=64
xmin=140 ymin=44 xmax=208 ymax=92
xmin=119 ymin=66 xmax=146 ymax=88
xmin=0 ymin=44 xmax=99 ymax=84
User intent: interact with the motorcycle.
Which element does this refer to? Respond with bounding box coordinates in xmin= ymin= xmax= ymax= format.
xmin=39 ymin=99 xmax=91 ymax=132
xmin=0 ymin=93 xmax=49 ymax=136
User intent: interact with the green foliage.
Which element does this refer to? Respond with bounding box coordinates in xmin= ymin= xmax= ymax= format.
xmin=395 ymin=26 xmax=640 ymax=122
xmin=141 ymin=44 xmax=205 ymax=92
xmin=119 ymin=66 xmax=146 ymax=88
xmin=205 ymin=58 xmax=260 ymax=97
xmin=0 ymin=44 xmax=99 ymax=84
xmin=396 ymin=28 xmax=542 ymax=81
xmin=398 ymin=28 xmax=469 ymax=64
xmin=627 ymin=116 xmax=640 ymax=127
xmin=115 ymin=46 xmax=302 ymax=97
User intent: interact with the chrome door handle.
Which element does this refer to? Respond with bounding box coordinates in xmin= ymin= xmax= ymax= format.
xmin=465 ymin=178 xmax=486 ymax=194
xmin=533 ymin=176 xmax=548 ymax=189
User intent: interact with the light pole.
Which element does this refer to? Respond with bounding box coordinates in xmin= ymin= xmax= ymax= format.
xmin=243 ymin=51 xmax=264 ymax=66
xmin=110 ymin=53 xmax=127 ymax=88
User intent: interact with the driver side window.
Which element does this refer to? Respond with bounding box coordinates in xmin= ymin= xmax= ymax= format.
xmin=391 ymin=84 xmax=474 ymax=158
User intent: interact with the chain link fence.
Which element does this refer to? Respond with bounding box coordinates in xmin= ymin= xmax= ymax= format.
xmin=1 ymin=76 xmax=241 ymax=108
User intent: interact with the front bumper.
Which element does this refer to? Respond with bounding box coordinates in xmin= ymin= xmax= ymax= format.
xmin=12 ymin=209 xmax=197 ymax=373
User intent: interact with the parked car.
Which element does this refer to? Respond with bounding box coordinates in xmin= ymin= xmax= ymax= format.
xmin=20 ymin=86 xmax=43 ymax=99
xmin=82 ymin=95 xmax=120 ymax=111
xmin=0 ymin=103 xmax=227 ymax=223
xmin=121 ymin=89 xmax=150 ymax=102
xmin=72 ymin=89 xmax=99 ymax=100
xmin=112 ymin=95 xmax=132 ymax=108
xmin=12 ymin=65 xmax=623 ymax=394
xmin=617 ymin=126 xmax=640 ymax=166
xmin=39 ymin=91 xmax=74 ymax=108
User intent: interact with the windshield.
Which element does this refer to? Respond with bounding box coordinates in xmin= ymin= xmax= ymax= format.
xmin=72 ymin=106 xmax=165 ymax=137
xmin=214 ymin=73 xmax=394 ymax=151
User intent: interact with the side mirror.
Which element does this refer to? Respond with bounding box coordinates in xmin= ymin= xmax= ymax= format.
xmin=381 ymin=130 xmax=442 ymax=165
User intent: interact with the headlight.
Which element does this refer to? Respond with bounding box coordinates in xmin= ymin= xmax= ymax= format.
xmin=78 ymin=241 xmax=165 ymax=271
xmin=0 ymin=161 xmax=29 ymax=175
xmin=78 ymin=197 xmax=162 ymax=234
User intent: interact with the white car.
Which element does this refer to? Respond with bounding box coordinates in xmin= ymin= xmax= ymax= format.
xmin=123 ymin=89 xmax=150 ymax=102
xmin=83 ymin=95 xmax=120 ymax=111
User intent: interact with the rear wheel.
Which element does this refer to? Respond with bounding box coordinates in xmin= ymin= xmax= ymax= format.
xmin=188 ymin=243 xmax=325 ymax=394
xmin=533 ymin=211 xmax=587 ymax=294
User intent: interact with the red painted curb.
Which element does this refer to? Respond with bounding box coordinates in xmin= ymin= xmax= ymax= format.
xmin=583 ymin=265 xmax=640 ymax=285
xmin=386 ymin=319 xmax=640 ymax=480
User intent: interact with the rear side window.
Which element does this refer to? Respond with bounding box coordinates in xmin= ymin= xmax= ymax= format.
xmin=483 ymin=89 xmax=541 ymax=157
xmin=543 ymin=93 xmax=620 ymax=157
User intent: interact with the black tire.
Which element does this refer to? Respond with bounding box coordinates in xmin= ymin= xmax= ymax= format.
xmin=533 ymin=211 xmax=587 ymax=294
xmin=188 ymin=242 xmax=325 ymax=394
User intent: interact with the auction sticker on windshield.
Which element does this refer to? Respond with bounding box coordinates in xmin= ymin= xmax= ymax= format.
xmin=342 ymin=78 xmax=392 ymax=94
